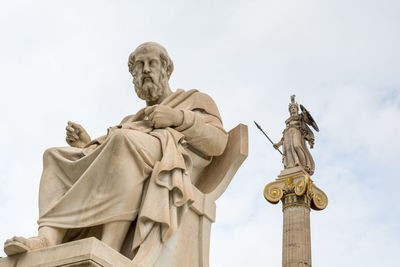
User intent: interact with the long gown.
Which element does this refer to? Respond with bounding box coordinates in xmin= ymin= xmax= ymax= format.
xmin=282 ymin=114 xmax=315 ymax=175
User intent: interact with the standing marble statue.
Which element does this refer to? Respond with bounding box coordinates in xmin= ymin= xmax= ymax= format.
xmin=4 ymin=42 xmax=228 ymax=263
xmin=273 ymin=95 xmax=318 ymax=175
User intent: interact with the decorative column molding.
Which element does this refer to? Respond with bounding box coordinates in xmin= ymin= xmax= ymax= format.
xmin=264 ymin=168 xmax=328 ymax=267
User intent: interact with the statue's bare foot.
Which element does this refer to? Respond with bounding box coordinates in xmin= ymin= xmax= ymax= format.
xmin=4 ymin=236 xmax=48 ymax=256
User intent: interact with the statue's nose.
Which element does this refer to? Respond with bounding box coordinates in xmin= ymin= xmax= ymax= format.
xmin=143 ymin=62 xmax=151 ymax=74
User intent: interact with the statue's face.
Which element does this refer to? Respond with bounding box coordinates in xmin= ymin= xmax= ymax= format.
xmin=131 ymin=49 xmax=168 ymax=102
xmin=289 ymin=105 xmax=298 ymax=116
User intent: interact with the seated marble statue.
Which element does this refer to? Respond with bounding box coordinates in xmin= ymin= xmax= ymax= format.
xmin=4 ymin=42 xmax=228 ymax=260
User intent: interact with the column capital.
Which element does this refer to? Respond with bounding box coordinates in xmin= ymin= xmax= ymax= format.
xmin=263 ymin=169 xmax=328 ymax=211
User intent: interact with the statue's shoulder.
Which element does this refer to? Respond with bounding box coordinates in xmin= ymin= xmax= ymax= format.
xmin=170 ymin=89 xmax=217 ymax=108
xmin=179 ymin=89 xmax=222 ymax=121
xmin=185 ymin=89 xmax=218 ymax=107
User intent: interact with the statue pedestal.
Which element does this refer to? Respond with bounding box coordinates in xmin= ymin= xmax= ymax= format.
xmin=0 ymin=238 xmax=132 ymax=267
xmin=264 ymin=168 xmax=328 ymax=267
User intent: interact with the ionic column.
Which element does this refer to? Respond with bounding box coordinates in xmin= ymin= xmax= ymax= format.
xmin=282 ymin=192 xmax=311 ymax=266
xmin=264 ymin=168 xmax=327 ymax=267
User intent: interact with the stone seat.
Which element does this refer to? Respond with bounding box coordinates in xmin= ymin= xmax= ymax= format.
xmin=153 ymin=123 xmax=248 ymax=267
xmin=0 ymin=124 xmax=248 ymax=267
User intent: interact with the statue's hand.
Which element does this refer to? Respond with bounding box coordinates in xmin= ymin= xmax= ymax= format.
xmin=273 ymin=143 xmax=279 ymax=149
xmin=144 ymin=105 xmax=184 ymax=129
xmin=309 ymin=140 xmax=314 ymax=149
xmin=66 ymin=121 xmax=91 ymax=148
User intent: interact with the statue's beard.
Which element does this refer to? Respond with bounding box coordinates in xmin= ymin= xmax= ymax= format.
xmin=134 ymin=71 xmax=167 ymax=102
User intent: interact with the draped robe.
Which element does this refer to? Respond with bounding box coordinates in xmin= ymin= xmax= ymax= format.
xmin=37 ymin=89 xmax=228 ymax=255
xmin=281 ymin=114 xmax=315 ymax=175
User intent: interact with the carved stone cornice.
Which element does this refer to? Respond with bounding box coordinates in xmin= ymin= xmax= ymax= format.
xmin=263 ymin=171 xmax=328 ymax=211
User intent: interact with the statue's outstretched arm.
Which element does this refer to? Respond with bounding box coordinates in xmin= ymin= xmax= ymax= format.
xmin=65 ymin=121 xmax=91 ymax=148
xmin=273 ymin=139 xmax=283 ymax=150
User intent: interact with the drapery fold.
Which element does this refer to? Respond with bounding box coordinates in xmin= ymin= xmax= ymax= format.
xmin=37 ymin=89 xmax=228 ymax=256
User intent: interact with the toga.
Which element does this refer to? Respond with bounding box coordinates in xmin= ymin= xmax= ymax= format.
xmin=37 ymin=89 xmax=228 ymax=254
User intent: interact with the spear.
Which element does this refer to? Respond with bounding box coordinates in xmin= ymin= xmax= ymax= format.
xmin=254 ymin=121 xmax=283 ymax=155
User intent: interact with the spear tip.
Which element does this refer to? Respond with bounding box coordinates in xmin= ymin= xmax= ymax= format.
xmin=254 ymin=121 xmax=262 ymax=130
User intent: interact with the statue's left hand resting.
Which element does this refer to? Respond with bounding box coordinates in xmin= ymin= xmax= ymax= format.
xmin=145 ymin=105 xmax=184 ymax=129
xmin=66 ymin=121 xmax=91 ymax=148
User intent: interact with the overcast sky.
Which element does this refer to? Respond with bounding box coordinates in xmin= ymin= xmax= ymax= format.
xmin=0 ymin=0 xmax=399 ymax=266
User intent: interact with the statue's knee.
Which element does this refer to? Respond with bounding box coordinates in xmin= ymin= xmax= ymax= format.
xmin=292 ymin=139 xmax=302 ymax=148
xmin=108 ymin=129 xmax=133 ymax=144
xmin=107 ymin=129 xmax=155 ymax=152
xmin=43 ymin=147 xmax=58 ymax=161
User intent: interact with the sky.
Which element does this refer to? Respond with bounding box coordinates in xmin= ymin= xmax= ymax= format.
xmin=0 ymin=0 xmax=399 ymax=266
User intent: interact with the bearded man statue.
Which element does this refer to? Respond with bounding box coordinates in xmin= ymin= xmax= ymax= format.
xmin=4 ymin=42 xmax=228 ymax=264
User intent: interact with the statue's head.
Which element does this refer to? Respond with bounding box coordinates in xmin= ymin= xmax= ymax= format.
xmin=128 ymin=42 xmax=174 ymax=102
xmin=288 ymin=95 xmax=299 ymax=116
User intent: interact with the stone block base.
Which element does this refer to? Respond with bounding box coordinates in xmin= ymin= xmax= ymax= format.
xmin=0 ymin=238 xmax=131 ymax=267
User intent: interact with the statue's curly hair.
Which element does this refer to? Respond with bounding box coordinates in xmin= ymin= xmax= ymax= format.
xmin=128 ymin=42 xmax=174 ymax=79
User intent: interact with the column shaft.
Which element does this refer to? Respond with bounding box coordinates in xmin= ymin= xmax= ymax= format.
xmin=282 ymin=195 xmax=311 ymax=267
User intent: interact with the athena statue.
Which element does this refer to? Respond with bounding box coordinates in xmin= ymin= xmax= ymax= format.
xmin=274 ymin=95 xmax=319 ymax=175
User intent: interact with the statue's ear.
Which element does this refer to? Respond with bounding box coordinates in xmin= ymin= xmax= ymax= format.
xmin=128 ymin=54 xmax=135 ymax=73
xmin=167 ymin=61 xmax=174 ymax=78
